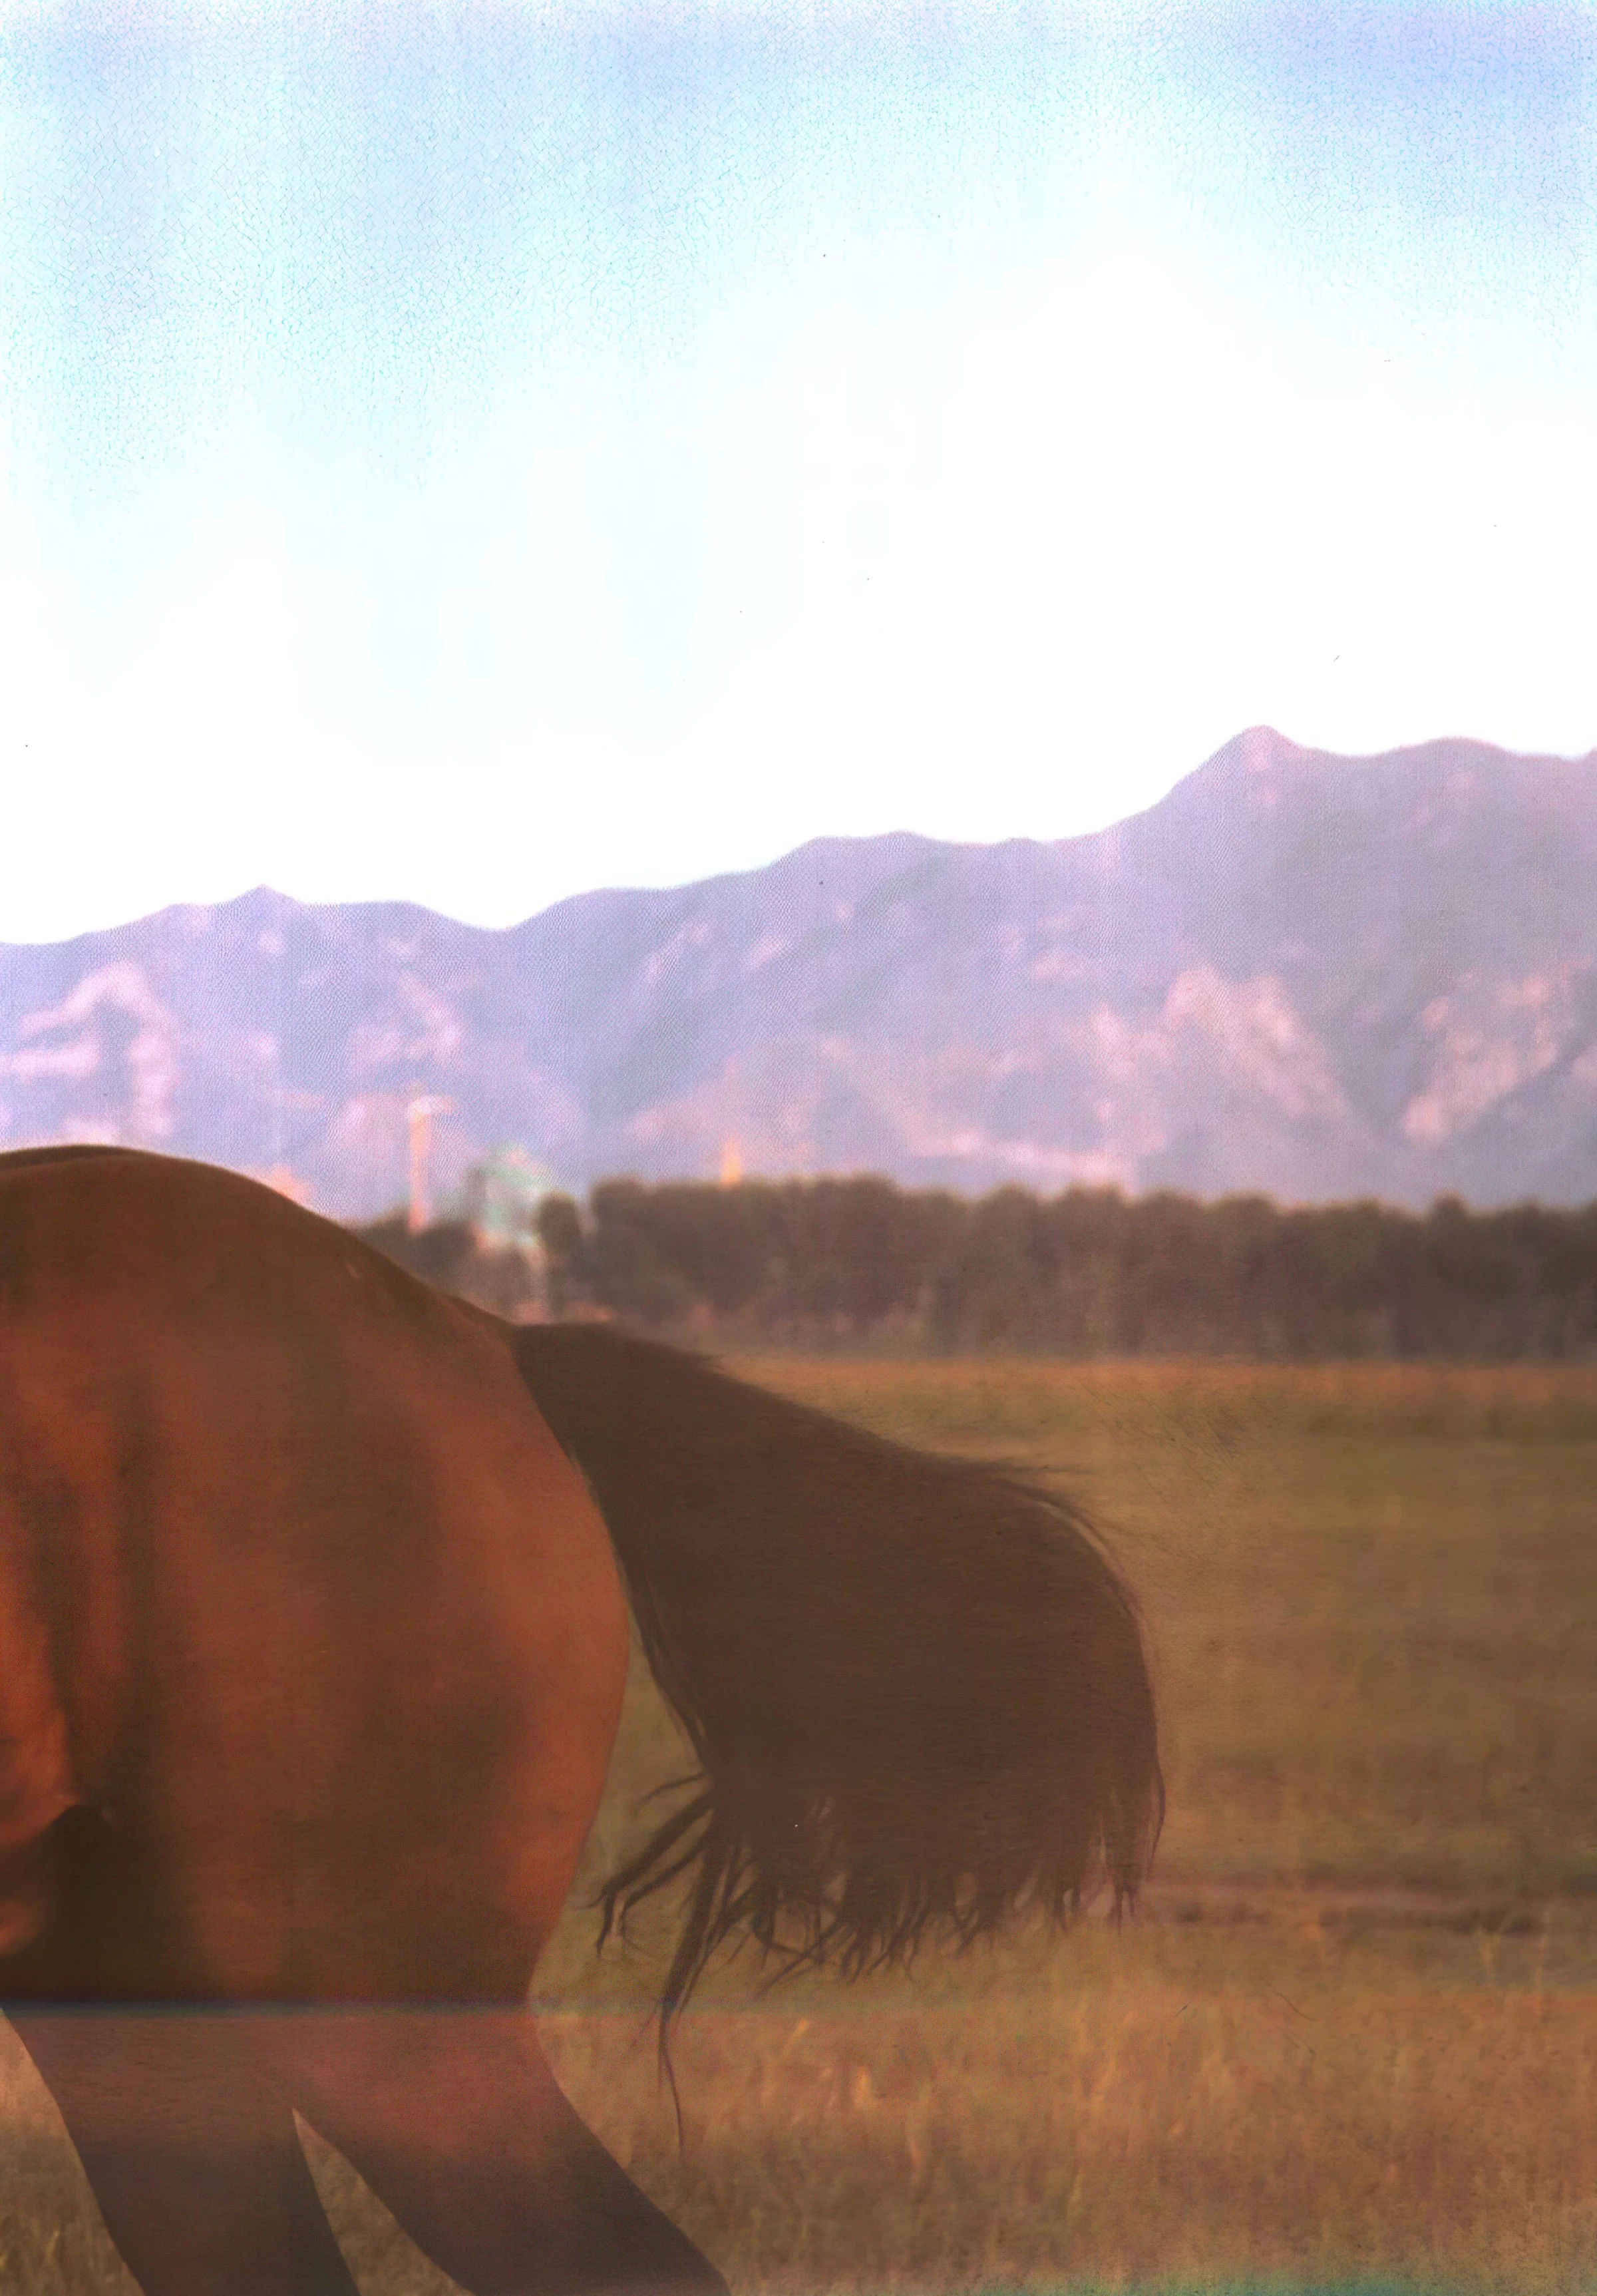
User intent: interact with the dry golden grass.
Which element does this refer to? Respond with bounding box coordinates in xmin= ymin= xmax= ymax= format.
xmin=2 ymin=1360 xmax=1594 ymax=2293
xmin=546 ymin=1957 xmax=1597 ymax=2296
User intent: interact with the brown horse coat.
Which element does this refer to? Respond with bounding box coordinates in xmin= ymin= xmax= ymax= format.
xmin=0 ymin=1146 xmax=629 ymax=2002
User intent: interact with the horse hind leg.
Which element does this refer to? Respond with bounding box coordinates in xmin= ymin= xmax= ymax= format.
xmin=277 ymin=2007 xmax=728 ymax=2296
xmin=9 ymin=2007 xmax=362 ymax=2296
xmin=4 ymin=1816 xmax=359 ymax=2296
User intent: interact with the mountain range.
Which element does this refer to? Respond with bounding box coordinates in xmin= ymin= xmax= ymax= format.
xmin=3 ymin=726 xmax=1594 ymax=1218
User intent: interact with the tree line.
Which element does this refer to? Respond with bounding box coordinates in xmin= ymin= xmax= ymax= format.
xmin=355 ymin=1176 xmax=1597 ymax=1359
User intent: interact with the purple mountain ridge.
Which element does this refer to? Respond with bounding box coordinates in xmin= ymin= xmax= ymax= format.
xmin=3 ymin=727 xmax=1595 ymax=1218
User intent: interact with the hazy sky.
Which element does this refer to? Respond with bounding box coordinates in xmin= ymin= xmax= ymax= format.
xmin=2 ymin=1 xmax=1593 ymax=939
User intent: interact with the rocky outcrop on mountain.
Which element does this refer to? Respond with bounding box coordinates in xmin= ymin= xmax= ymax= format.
xmin=1 ymin=727 xmax=1593 ymax=1215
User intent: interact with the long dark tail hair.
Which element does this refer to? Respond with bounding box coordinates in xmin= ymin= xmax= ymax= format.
xmin=510 ymin=1324 xmax=1162 ymax=2040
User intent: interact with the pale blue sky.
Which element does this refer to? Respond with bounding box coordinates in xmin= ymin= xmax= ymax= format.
xmin=2 ymin=2 xmax=1593 ymax=938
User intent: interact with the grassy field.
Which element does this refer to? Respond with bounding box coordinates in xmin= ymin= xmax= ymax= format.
xmin=1 ymin=1359 xmax=1594 ymax=2293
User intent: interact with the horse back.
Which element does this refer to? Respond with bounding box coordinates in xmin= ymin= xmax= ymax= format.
xmin=0 ymin=1150 xmax=629 ymax=2003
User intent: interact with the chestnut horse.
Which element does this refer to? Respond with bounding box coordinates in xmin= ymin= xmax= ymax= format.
xmin=0 ymin=1147 xmax=1160 ymax=2295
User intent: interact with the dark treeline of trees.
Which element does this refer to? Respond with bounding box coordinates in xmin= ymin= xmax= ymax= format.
xmin=357 ymin=1177 xmax=1597 ymax=1360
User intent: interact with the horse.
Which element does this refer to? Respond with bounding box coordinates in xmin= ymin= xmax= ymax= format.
xmin=0 ymin=1145 xmax=1162 ymax=2295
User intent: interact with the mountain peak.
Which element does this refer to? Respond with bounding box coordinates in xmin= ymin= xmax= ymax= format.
xmin=1232 ymin=725 xmax=1308 ymax=776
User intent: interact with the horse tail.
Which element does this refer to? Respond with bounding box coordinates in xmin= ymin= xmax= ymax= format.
xmin=508 ymin=1324 xmax=1162 ymax=2040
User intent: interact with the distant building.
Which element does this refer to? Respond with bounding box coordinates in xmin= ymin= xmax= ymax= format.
xmin=405 ymin=1091 xmax=454 ymax=1233
xmin=450 ymin=1145 xmax=559 ymax=1254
